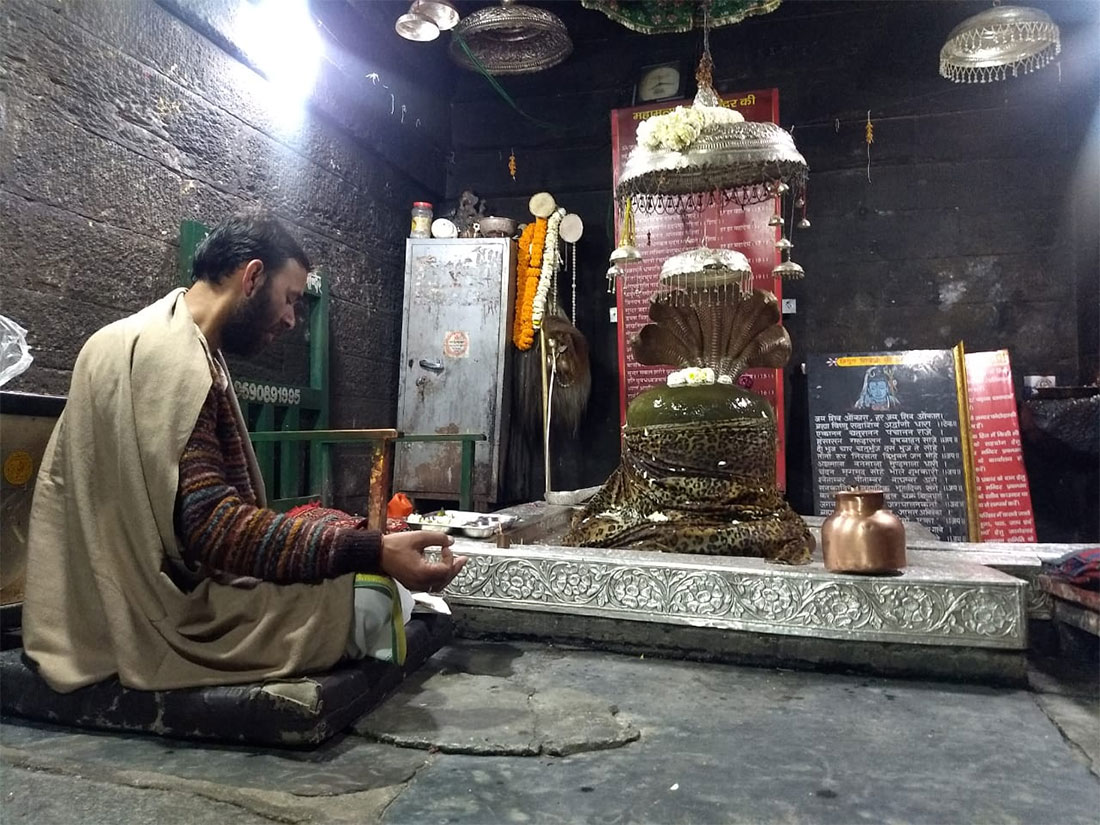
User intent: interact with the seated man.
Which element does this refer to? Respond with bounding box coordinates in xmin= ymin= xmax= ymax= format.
xmin=23 ymin=210 xmax=464 ymax=693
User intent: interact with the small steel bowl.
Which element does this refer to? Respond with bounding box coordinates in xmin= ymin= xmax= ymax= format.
xmin=478 ymin=216 xmax=518 ymax=238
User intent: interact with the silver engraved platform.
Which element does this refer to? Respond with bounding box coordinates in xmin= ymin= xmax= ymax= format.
xmin=444 ymin=541 xmax=1028 ymax=650
xmin=902 ymin=541 xmax=1069 ymax=621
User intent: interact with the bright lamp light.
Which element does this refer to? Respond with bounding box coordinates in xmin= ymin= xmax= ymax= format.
xmin=235 ymin=0 xmax=323 ymax=109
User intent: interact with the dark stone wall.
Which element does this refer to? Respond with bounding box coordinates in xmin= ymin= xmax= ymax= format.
xmin=1 ymin=0 xmax=451 ymax=509
xmin=447 ymin=0 xmax=1100 ymax=515
xmin=2 ymin=0 xmax=1095 ymax=521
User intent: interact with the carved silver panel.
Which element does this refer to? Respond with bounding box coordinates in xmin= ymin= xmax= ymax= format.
xmin=901 ymin=542 xmax=1065 ymax=622
xmin=1027 ymin=586 xmax=1055 ymax=621
xmin=996 ymin=568 xmax=1053 ymax=620
xmin=444 ymin=544 xmax=1027 ymax=649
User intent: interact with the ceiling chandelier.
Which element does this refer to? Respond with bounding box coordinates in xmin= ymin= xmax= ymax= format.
xmin=616 ymin=48 xmax=807 ymax=215
xmin=939 ymin=5 xmax=1061 ymax=84
xmin=581 ymin=0 xmax=780 ymax=35
xmin=449 ymin=1 xmax=572 ymax=75
xmin=611 ymin=4 xmax=809 ymax=281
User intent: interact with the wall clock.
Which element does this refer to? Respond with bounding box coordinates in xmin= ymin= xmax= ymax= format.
xmin=634 ymin=62 xmax=684 ymax=103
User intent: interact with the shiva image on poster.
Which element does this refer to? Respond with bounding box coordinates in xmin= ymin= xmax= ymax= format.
xmin=854 ymin=365 xmax=901 ymax=411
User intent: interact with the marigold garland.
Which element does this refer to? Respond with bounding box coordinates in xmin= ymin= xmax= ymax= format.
xmin=513 ymin=222 xmax=535 ymax=345
xmin=512 ymin=217 xmax=547 ymax=350
xmin=517 ymin=278 xmax=539 ymax=350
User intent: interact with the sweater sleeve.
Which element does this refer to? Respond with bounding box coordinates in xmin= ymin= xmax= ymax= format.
xmin=173 ymin=390 xmax=382 ymax=583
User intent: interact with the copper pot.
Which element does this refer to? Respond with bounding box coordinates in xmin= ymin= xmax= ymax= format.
xmin=821 ymin=489 xmax=906 ymax=574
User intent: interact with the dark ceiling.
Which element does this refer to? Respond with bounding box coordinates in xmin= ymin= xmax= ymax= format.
xmin=319 ymin=0 xmax=1099 ymax=104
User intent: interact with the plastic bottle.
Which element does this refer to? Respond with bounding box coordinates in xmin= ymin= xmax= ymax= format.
xmin=410 ymin=202 xmax=433 ymax=238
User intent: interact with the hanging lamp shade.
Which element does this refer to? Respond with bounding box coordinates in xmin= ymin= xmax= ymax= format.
xmin=449 ymin=3 xmax=572 ymax=75
xmin=939 ymin=6 xmax=1061 ymax=83
xmin=581 ymin=0 xmax=780 ymax=34
xmin=411 ymin=0 xmax=459 ymax=31
xmin=658 ymin=247 xmax=752 ymax=288
xmin=396 ymin=4 xmax=440 ymax=42
xmin=616 ymin=55 xmax=807 ymax=213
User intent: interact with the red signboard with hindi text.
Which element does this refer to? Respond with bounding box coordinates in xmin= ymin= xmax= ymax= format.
xmin=965 ymin=350 xmax=1037 ymax=542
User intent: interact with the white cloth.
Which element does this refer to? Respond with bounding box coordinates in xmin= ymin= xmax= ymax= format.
xmin=345 ymin=579 xmax=415 ymax=662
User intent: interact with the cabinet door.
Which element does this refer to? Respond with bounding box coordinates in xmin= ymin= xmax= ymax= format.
xmin=395 ymin=240 xmax=511 ymax=500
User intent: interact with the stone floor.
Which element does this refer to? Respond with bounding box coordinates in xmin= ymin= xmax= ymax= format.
xmin=2 ymin=640 xmax=1097 ymax=825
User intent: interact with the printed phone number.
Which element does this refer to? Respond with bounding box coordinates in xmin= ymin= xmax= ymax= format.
xmin=234 ymin=381 xmax=302 ymax=405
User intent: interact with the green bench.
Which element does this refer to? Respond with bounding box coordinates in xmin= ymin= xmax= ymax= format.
xmin=249 ymin=430 xmax=486 ymax=528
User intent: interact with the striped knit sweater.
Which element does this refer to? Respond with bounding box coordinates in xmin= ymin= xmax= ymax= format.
xmin=174 ymin=382 xmax=382 ymax=584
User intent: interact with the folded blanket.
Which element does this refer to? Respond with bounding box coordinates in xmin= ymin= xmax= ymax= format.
xmin=1042 ymin=546 xmax=1100 ymax=589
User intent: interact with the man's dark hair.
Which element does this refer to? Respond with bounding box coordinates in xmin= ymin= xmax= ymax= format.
xmin=191 ymin=210 xmax=311 ymax=284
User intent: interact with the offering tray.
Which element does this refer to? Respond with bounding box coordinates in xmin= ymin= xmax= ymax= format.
xmin=407 ymin=510 xmax=518 ymax=539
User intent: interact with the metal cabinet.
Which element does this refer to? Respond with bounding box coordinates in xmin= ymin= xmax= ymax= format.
xmin=394 ymin=238 xmax=515 ymax=505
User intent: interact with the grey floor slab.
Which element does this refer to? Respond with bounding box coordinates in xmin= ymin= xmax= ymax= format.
xmin=380 ymin=643 xmax=1100 ymax=825
xmin=355 ymin=670 xmax=639 ymax=756
xmin=1 ymin=766 xmax=278 ymax=825
xmin=0 ymin=720 xmax=429 ymax=796
xmin=1 ymin=641 xmax=1096 ymax=825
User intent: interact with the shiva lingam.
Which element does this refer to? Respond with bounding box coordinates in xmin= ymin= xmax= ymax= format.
xmin=564 ymin=248 xmax=812 ymax=563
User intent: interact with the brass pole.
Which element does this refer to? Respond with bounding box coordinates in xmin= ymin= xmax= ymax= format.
xmin=953 ymin=342 xmax=981 ymax=541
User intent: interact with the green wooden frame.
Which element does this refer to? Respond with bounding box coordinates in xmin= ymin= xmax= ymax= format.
xmin=248 ymin=430 xmax=485 ymax=526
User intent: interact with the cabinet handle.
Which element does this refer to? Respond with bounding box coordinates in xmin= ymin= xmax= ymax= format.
xmin=419 ymin=359 xmax=444 ymax=372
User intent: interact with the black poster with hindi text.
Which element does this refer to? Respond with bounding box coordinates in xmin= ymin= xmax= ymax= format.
xmin=807 ymin=350 xmax=970 ymax=542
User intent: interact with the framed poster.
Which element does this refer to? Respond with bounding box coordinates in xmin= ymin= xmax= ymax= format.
xmin=808 ymin=348 xmax=975 ymax=542
xmin=808 ymin=347 xmax=1036 ymax=543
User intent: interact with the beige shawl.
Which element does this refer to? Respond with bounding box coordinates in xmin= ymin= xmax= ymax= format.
xmin=23 ymin=289 xmax=353 ymax=693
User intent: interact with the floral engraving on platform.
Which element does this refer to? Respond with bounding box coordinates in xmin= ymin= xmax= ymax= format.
xmin=948 ymin=589 xmax=1016 ymax=637
xmin=812 ymin=585 xmax=874 ymax=629
xmin=668 ymin=572 xmax=734 ymax=615
xmin=606 ymin=568 xmax=666 ymax=611
xmin=445 ymin=552 xmax=1024 ymax=645
xmin=1015 ymin=572 xmax=1053 ymax=620
xmin=739 ymin=578 xmax=796 ymax=620
xmin=547 ymin=562 xmax=602 ymax=601
xmin=1026 ymin=587 xmax=1053 ymax=620
xmin=879 ymin=588 xmax=938 ymax=628
xmin=494 ymin=560 xmax=548 ymax=601
xmin=452 ymin=554 xmax=494 ymax=593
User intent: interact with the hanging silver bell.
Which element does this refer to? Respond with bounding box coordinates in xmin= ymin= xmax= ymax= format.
xmin=772 ymin=260 xmax=805 ymax=280
xmin=775 ymin=181 xmax=790 ymax=195
xmin=794 ymin=197 xmax=805 ymax=209
xmin=768 ymin=214 xmax=783 ymax=227
xmin=606 ymin=263 xmax=623 ymax=294
xmin=797 ymin=217 xmax=812 ymax=229
xmin=609 ymin=244 xmax=642 ymax=265
xmin=775 ymin=237 xmax=793 ymax=251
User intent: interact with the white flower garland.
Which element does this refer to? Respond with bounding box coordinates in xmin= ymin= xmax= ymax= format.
xmin=667 ymin=366 xmax=716 ymax=387
xmin=637 ymin=105 xmax=746 ymax=153
xmin=531 ymin=207 xmax=565 ymax=329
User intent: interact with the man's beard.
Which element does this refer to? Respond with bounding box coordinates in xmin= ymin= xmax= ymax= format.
xmin=221 ymin=289 xmax=276 ymax=357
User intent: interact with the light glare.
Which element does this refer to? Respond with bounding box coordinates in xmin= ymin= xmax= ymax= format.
xmin=235 ymin=0 xmax=322 ymax=119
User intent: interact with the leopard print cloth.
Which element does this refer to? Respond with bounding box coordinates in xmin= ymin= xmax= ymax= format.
xmin=563 ymin=418 xmax=812 ymax=564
